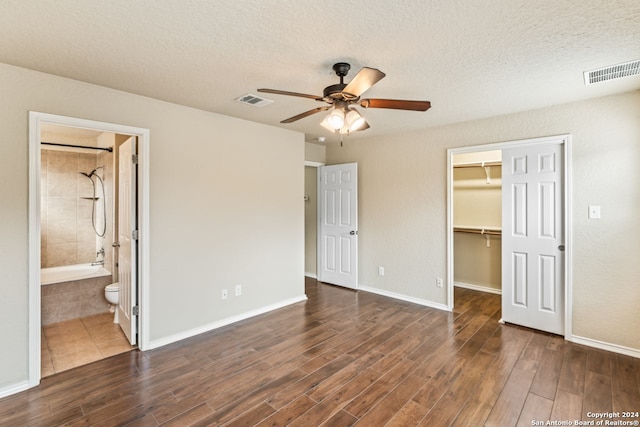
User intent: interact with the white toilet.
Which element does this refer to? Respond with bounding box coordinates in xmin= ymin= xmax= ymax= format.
xmin=104 ymin=283 xmax=119 ymax=324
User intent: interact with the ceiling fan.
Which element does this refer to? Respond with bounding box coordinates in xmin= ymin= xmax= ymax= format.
xmin=258 ymin=62 xmax=431 ymax=134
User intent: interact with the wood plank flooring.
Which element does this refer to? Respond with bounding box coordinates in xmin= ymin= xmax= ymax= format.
xmin=1 ymin=278 xmax=638 ymax=426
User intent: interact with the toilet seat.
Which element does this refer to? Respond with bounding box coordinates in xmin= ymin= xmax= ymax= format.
xmin=106 ymin=283 xmax=119 ymax=292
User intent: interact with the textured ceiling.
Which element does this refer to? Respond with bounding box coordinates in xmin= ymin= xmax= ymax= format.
xmin=2 ymin=0 xmax=639 ymax=143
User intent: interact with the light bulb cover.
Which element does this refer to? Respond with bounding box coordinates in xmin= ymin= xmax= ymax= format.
xmin=320 ymin=114 xmax=335 ymax=131
xmin=325 ymin=108 xmax=345 ymax=129
xmin=345 ymin=109 xmax=366 ymax=131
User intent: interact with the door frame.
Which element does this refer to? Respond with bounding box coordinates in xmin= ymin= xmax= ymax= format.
xmin=28 ymin=112 xmax=150 ymax=387
xmin=446 ymin=134 xmax=573 ymax=340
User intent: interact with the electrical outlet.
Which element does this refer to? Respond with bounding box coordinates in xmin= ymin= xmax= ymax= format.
xmin=221 ymin=289 xmax=228 ymax=300
xmin=378 ymin=266 xmax=385 ymax=276
xmin=436 ymin=278 xmax=443 ymax=288
xmin=235 ymin=284 xmax=242 ymax=297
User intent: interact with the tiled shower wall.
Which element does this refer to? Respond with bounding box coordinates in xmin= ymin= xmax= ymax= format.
xmin=41 ymin=149 xmax=100 ymax=268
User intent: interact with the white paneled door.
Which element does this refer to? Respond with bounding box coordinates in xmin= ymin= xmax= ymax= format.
xmin=502 ymin=142 xmax=564 ymax=335
xmin=118 ymin=137 xmax=138 ymax=345
xmin=318 ymin=163 xmax=358 ymax=289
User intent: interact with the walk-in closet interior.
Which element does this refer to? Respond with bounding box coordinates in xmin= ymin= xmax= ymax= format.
xmin=453 ymin=150 xmax=502 ymax=294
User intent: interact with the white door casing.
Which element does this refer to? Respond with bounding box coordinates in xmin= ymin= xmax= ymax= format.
xmin=318 ymin=163 xmax=358 ymax=289
xmin=29 ymin=112 xmax=149 ymax=392
xmin=502 ymin=142 xmax=564 ymax=335
xmin=118 ymin=137 xmax=138 ymax=345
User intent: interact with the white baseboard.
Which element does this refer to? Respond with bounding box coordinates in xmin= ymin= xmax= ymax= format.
xmin=304 ymin=272 xmax=317 ymax=279
xmin=454 ymin=281 xmax=502 ymax=295
xmin=358 ymin=285 xmax=450 ymax=312
xmin=0 ymin=380 xmax=30 ymax=399
xmin=571 ymin=335 xmax=640 ymax=359
xmin=146 ymin=295 xmax=308 ymax=351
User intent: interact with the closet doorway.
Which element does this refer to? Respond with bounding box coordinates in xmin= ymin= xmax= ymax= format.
xmin=451 ymin=149 xmax=503 ymax=296
xmin=447 ymin=135 xmax=572 ymax=338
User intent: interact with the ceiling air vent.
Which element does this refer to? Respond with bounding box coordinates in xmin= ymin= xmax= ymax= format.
xmin=584 ymin=59 xmax=640 ymax=85
xmin=236 ymin=93 xmax=274 ymax=107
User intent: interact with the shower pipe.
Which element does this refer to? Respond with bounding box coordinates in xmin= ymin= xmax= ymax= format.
xmin=80 ymin=166 xmax=107 ymax=238
xmin=41 ymin=141 xmax=113 ymax=152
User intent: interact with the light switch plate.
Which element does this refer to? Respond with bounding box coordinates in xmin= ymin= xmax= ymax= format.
xmin=588 ymin=205 xmax=601 ymax=219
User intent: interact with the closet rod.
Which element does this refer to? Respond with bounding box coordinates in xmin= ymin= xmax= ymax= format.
xmin=453 ymin=227 xmax=501 ymax=236
xmin=41 ymin=141 xmax=113 ymax=152
xmin=453 ymin=161 xmax=501 ymax=168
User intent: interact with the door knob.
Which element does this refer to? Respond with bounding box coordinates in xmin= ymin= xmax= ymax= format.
xmin=350 ymin=230 xmax=358 ymax=236
xmin=558 ymin=245 xmax=565 ymax=251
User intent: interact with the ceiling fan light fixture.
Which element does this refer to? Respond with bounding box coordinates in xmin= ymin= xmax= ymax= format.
xmin=260 ymin=62 xmax=430 ymax=137
xmin=324 ymin=107 xmax=345 ymax=129
xmin=320 ymin=114 xmax=336 ymax=131
xmin=345 ymin=108 xmax=366 ymax=131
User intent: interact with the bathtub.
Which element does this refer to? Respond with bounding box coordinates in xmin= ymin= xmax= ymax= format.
xmin=41 ymin=263 xmax=112 ymax=286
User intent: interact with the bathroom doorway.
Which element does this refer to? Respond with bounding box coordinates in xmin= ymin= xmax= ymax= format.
xmin=39 ymin=124 xmax=135 ymax=376
xmin=28 ymin=112 xmax=150 ymax=386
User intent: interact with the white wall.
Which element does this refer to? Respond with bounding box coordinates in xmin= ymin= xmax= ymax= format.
xmin=453 ymin=165 xmax=502 ymax=229
xmin=327 ymin=90 xmax=640 ymax=352
xmin=0 ymin=63 xmax=305 ymax=392
xmin=305 ymin=142 xmax=326 ymax=164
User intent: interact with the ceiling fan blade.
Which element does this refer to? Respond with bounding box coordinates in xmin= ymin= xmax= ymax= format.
xmin=360 ymin=98 xmax=431 ymax=111
xmin=342 ymin=67 xmax=386 ymax=97
xmin=281 ymin=106 xmax=330 ymax=123
xmin=257 ymin=88 xmax=322 ymax=100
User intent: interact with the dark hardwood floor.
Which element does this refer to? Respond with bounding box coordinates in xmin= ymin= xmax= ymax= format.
xmin=1 ymin=278 xmax=639 ymax=426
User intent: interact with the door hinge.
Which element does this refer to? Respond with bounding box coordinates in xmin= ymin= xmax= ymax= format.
xmin=132 ymin=229 xmax=139 ymax=240
xmin=132 ymin=154 xmax=139 ymax=164
xmin=132 ymin=306 xmax=139 ymax=316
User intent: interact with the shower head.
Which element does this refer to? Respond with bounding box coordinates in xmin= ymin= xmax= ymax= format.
xmin=91 ymin=166 xmax=105 ymax=176
xmin=80 ymin=166 xmax=105 ymax=178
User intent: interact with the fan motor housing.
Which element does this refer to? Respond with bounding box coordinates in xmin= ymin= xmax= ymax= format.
xmin=323 ymin=85 xmax=359 ymax=102
xmin=323 ymin=83 xmax=347 ymax=99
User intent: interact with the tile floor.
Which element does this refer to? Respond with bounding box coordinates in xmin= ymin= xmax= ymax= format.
xmin=41 ymin=312 xmax=135 ymax=377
